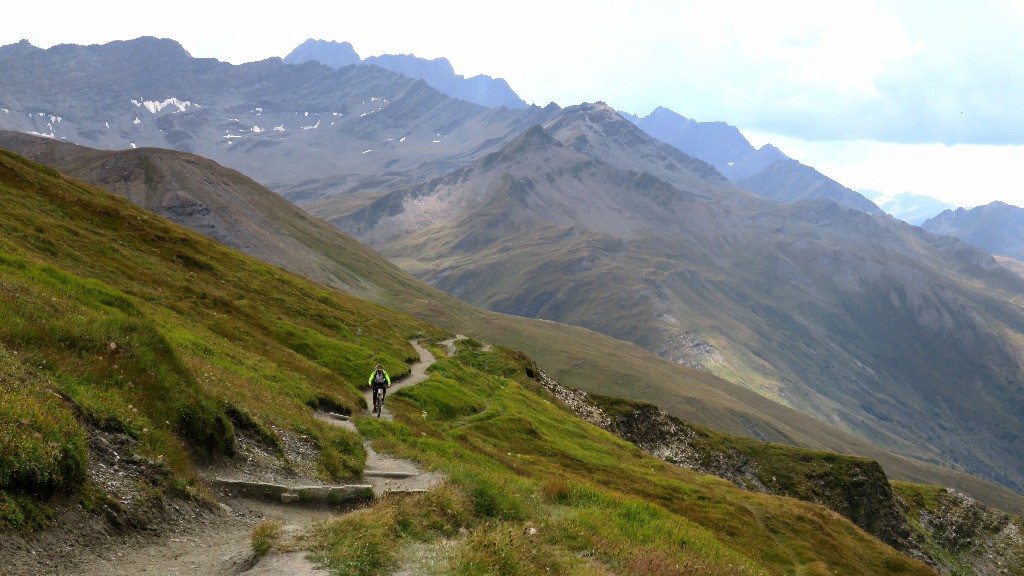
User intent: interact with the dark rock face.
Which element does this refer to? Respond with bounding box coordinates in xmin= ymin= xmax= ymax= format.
xmin=538 ymin=374 xmax=907 ymax=539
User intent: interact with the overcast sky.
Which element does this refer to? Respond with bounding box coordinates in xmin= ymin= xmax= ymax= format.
xmin=3 ymin=0 xmax=1023 ymax=208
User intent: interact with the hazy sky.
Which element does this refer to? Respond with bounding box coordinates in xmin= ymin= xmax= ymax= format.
xmin=4 ymin=0 xmax=1023 ymax=208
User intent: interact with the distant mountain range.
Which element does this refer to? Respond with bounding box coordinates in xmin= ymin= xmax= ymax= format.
xmin=624 ymin=106 xmax=884 ymax=215
xmin=922 ymin=201 xmax=1024 ymax=261
xmin=284 ymin=38 xmax=528 ymax=109
xmin=0 ymin=37 xmax=556 ymax=203
xmin=862 ymin=190 xmax=957 ymax=225
xmin=4 ymin=37 xmax=1024 ymax=497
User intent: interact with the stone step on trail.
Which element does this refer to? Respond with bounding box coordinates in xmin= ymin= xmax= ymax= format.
xmin=212 ymin=478 xmax=373 ymax=505
xmin=363 ymin=470 xmax=419 ymax=479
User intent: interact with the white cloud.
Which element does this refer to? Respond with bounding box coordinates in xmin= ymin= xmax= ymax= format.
xmin=744 ymin=130 xmax=1024 ymax=208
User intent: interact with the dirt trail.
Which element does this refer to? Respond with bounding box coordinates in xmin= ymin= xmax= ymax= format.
xmin=61 ymin=340 xmax=442 ymax=576
xmin=365 ymin=340 xmax=436 ymax=421
xmin=324 ymin=340 xmax=444 ymax=496
xmin=70 ymin=498 xmax=338 ymax=576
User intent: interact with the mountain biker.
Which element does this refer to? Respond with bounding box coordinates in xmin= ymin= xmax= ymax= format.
xmin=368 ymin=364 xmax=391 ymax=410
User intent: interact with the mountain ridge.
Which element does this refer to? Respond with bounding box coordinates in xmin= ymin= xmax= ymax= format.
xmin=284 ymin=38 xmax=528 ymax=109
xmin=922 ymin=201 xmax=1024 ymax=261
xmin=0 ymin=37 xmax=556 ymax=203
xmin=626 ymin=105 xmax=884 ymax=214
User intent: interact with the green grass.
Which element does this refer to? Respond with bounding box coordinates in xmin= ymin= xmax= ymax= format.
xmin=313 ymin=344 xmax=935 ymax=575
xmin=251 ymin=519 xmax=284 ymax=556
xmin=591 ymin=392 xmax=903 ymax=530
xmin=0 ymin=149 xmax=445 ymax=529
xmin=311 ymin=486 xmax=474 ymax=575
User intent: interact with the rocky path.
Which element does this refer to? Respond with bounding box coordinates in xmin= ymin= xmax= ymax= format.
xmin=67 ymin=340 xmax=442 ymax=576
xmin=322 ymin=340 xmax=444 ymax=496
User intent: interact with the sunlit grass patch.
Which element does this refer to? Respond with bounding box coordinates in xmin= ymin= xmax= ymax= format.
xmin=251 ymin=519 xmax=284 ymax=556
xmin=310 ymin=485 xmax=473 ymax=576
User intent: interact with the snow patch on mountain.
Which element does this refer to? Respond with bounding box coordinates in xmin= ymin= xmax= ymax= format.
xmin=131 ymin=97 xmax=194 ymax=114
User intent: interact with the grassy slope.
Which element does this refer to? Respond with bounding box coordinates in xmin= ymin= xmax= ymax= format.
xmin=310 ymin=342 xmax=936 ymax=575
xmin=3 ymin=137 xmax=1022 ymax=516
xmin=0 ymin=146 xmax=942 ymax=574
xmin=0 ymin=149 xmax=445 ymax=529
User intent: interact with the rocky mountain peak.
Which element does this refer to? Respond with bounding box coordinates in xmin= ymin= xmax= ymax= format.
xmin=283 ymin=38 xmax=360 ymax=68
xmin=922 ymin=201 xmax=1024 ymax=260
xmin=282 ymin=39 xmax=527 ymax=109
xmin=100 ymin=36 xmax=193 ymax=60
xmin=501 ymin=124 xmax=559 ymax=154
xmin=0 ymin=39 xmax=42 ymax=57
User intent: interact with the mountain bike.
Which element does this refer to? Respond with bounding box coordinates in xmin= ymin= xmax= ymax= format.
xmin=373 ymin=387 xmax=385 ymax=417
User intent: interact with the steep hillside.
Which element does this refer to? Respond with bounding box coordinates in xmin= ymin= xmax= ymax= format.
xmin=923 ymin=201 xmax=1024 ymax=260
xmin=0 ymin=130 xmax=428 ymax=302
xmin=315 ymin=339 xmax=939 ymax=575
xmin=5 ymin=133 xmax=1024 ymax=518
xmin=327 ymin=108 xmax=1024 ymax=495
xmin=0 ymin=147 xmax=945 ymax=575
xmin=540 ymin=376 xmax=1024 ymax=575
xmin=0 ymin=37 xmax=555 ymax=202
xmin=0 ymin=146 xmax=439 ymax=531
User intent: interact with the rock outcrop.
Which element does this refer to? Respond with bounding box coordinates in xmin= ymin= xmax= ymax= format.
xmin=538 ymin=372 xmax=1024 ymax=575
